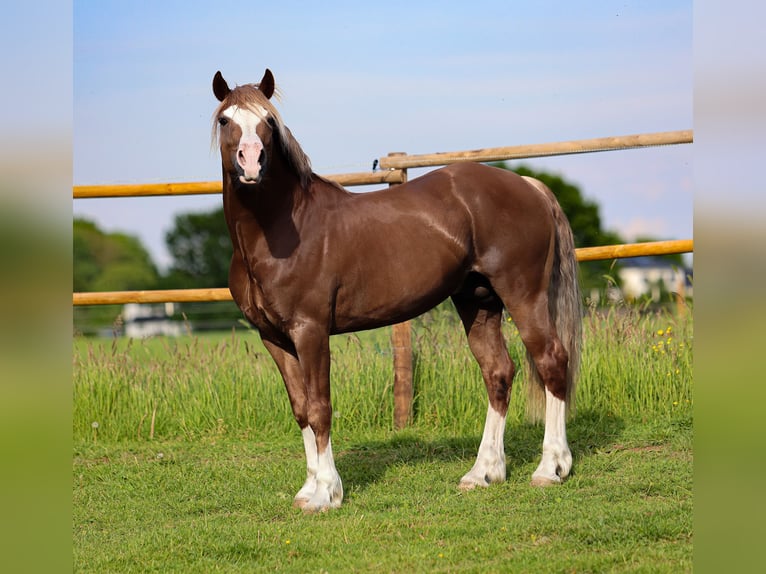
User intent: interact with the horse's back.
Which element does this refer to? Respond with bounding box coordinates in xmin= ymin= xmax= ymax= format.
xmin=427 ymin=163 xmax=557 ymax=268
xmin=350 ymin=161 xmax=556 ymax=265
xmin=442 ymin=162 xmax=551 ymax=209
xmin=385 ymin=163 xmax=553 ymax=225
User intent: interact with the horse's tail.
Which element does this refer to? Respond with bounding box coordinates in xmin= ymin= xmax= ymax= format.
xmin=522 ymin=177 xmax=582 ymax=422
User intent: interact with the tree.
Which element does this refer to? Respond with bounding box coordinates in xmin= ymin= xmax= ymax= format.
xmin=162 ymin=208 xmax=241 ymax=331
xmin=73 ymin=218 xmax=161 ymax=334
xmin=73 ymin=222 xmax=101 ymax=292
xmin=163 ymin=207 xmax=231 ymax=288
xmin=73 ymin=218 xmax=159 ymax=291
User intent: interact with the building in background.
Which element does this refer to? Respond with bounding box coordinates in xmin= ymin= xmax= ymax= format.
xmin=123 ymin=302 xmax=185 ymax=338
xmin=617 ymin=257 xmax=693 ymax=302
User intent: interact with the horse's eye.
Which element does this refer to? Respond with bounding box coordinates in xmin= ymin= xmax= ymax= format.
xmin=218 ymin=117 xmax=229 ymax=127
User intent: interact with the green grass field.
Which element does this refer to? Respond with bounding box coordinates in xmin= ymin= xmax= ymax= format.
xmin=73 ymin=305 xmax=692 ymax=572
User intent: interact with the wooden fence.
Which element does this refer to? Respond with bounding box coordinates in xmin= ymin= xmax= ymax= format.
xmin=73 ymin=129 xmax=693 ymax=428
xmin=72 ymin=239 xmax=692 ymax=306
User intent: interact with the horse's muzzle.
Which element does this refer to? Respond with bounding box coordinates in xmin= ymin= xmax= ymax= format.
xmin=236 ymin=137 xmax=265 ymax=184
xmin=234 ymin=150 xmax=267 ymax=184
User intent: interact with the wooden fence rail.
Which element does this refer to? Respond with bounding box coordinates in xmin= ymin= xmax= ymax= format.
xmin=377 ymin=130 xmax=692 ymax=169
xmin=73 ymin=170 xmax=405 ymax=199
xmin=72 ymin=240 xmax=693 ymax=306
xmin=73 ymin=130 xmax=690 ymax=199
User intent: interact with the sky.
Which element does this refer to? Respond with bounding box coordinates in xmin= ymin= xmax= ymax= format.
xmin=73 ymin=1 xmax=692 ymax=271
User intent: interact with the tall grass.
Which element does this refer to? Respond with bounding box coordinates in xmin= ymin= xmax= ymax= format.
xmin=578 ymin=306 xmax=692 ymax=418
xmin=73 ymin=304 xmax=692 ymax=443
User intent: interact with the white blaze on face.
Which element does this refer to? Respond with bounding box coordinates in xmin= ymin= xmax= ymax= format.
xmin=222 ymin=104 xmax=269 ymax=183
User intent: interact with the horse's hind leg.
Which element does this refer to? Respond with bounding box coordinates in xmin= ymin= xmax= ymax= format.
xmin=508 ymin=296 xmax=573 ymax=486
xmin=531 ymin=384 xmax=571 ymax=486
xmin=452 ymin=293 xmax=516 ymax=490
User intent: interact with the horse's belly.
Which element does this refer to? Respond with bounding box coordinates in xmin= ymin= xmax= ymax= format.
xmin=331 ymin=254 xmax=466 ymax=333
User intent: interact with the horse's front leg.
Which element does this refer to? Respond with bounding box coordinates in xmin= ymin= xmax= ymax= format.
xmin=290 ymin=325 xmax=343 ymax=512
xmin=261 ymin=340 xmax=318 ymax=506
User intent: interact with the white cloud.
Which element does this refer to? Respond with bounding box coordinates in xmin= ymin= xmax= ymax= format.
xmin=617 ymin=217 xmax=671 ymax=241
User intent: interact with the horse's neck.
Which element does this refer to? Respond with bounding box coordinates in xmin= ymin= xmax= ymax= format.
xmin=221 ymin=147 xmax=351 ymax=255
xmin=222 ymin=166 xmax=311 ymax=261
xmin=225 ymin=179 xmax=296 ymax=226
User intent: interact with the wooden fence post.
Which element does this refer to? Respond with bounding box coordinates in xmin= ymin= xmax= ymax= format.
xmin=387 ymin=153 xmax=413 ymax=429
xmin=392 ymin=320 xmax=413 ymax=429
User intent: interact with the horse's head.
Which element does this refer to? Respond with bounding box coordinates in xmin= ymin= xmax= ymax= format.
xmin=212 ymin=69 xmax=279 ymax=186
xmin=212 ymin=69 xmax=312 ymax=190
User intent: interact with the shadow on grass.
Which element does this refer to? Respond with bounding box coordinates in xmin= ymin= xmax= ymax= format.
xmin=336 ymin=408 xmax=624 ymax=495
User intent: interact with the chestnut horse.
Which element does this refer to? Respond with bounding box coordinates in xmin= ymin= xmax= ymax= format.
xmin=212 ymin=69 xmax=582 ymax=512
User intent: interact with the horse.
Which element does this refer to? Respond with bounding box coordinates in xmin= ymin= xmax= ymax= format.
xmin=211 ymin=69 xmax=582 ymax=512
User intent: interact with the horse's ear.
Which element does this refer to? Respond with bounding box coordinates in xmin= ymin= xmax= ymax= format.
xmin=213 ymin=71 xmax=230 ymax=102
xmin=258 ymin=68 xmax=275 ymax=100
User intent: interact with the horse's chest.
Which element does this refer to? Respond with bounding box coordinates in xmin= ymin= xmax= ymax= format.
xmin=228 ymin=259 xmax=280 ymax=336
xmin=243 ymin=278 xmax=284 ymax=335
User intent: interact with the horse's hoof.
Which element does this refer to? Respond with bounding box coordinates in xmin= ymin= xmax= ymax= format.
xmin=530 ymin=474 xmax=562 ymax=487
xmin=459 ymin=475 xmax=491 ymax=490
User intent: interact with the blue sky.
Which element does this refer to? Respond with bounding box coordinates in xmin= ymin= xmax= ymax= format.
xmin=73 ymin=1 xmax=692 ymax=270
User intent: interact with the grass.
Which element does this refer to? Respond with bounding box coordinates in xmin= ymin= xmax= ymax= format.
xmin=73 ymin=304 xmax=692 ymax=572
xmin=73 ymin=304 xmax=692 ymax=441
xmin=73 ymin=418 xmax=691 ymax=572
